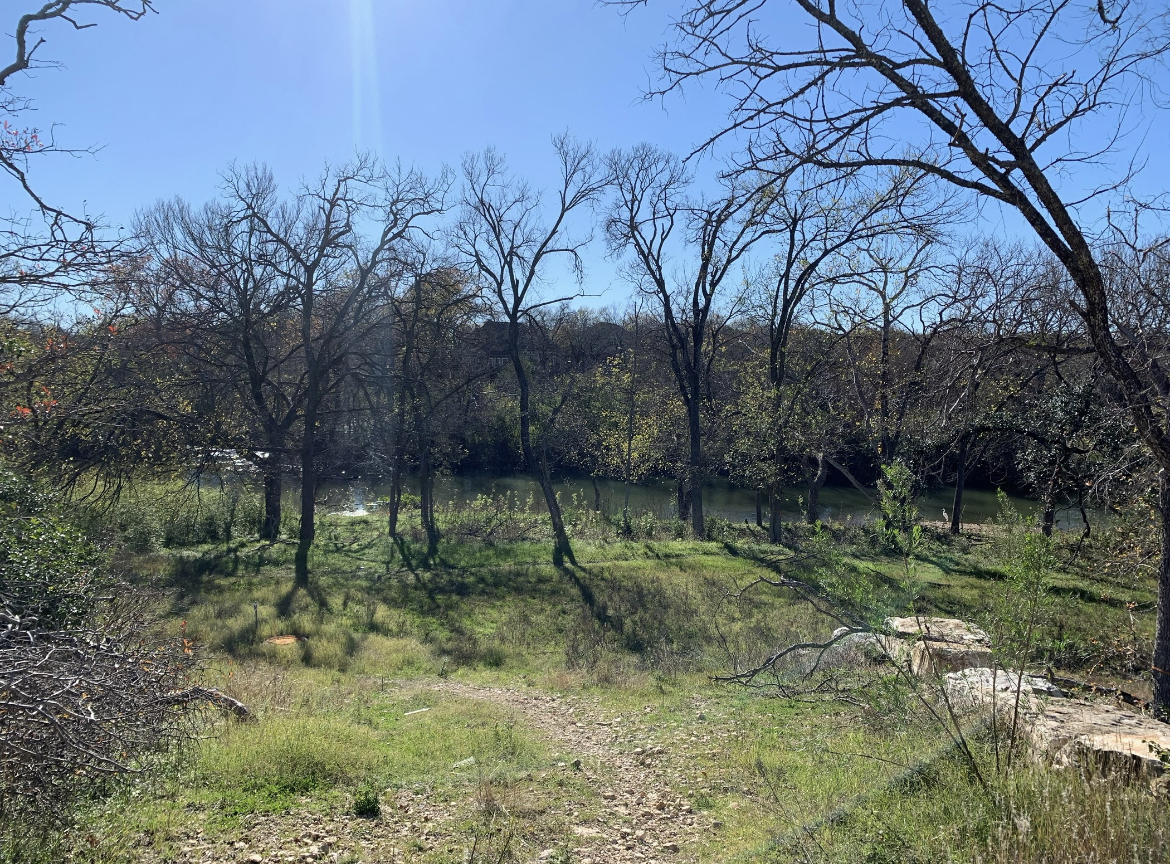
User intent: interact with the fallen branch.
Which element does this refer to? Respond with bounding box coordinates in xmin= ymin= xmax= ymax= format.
xmin=1044 ymin=668 xmax=1148 ymax=709
xmin=167 ymin=686 xmax=252 ymax=720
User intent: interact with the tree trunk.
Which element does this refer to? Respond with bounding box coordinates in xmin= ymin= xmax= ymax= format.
xmin=512 ymin=336 xmax=574 ymax=565
xmin=538 ymin=447 xmax=573 ymax=565
xmin=1077 ymin=486 xmax=1091 ymax=543
xmin=386 ymin=452 xmax=403 ymax=538
xmin=1041 ymin=470 xmax=1057 ymax=538
xmin=386 ymin=382 xmax=406 ymax=538
xmin=294 ymin=401 xmax=317 ymax=589
xmin=755 ymin=489 xmax=763 ymax=528
xmin=261 ymin=465 xmax=282 ymax=541
xmin=622 ymin=316 xmax=639 ymax=538
xmin=768 ymin=482 xmax=782 ymax=545
xmin=591 ymin=474 xmax=602 ymax=512
xmin=688 ymin=399 xmax=704 ymax=539
xmin=419 ymin=435 xmax=439 ymax=561
xmin=673 ymin=477 xmax=687 ymax=517
xmin=951 ymin=435 xmax=969 ymax=536
xmin=806 ymin=453 xmax=827 ymax=524
xmin=1155 ymin=471 xmax=1170 ymax=719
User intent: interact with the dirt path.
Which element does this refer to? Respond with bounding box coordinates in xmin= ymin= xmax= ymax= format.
xmin=152 ymin=680 xmax=723 ymax=864
xmin=428 ymin=680 xmax=716 ymax=863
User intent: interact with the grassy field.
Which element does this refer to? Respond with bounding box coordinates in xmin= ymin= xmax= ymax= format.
xmin=43 ymin=508 xmax=1170 ymax=864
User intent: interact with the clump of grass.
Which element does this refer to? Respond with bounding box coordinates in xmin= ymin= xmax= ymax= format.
xmin=785 ymin=750 xmax=1170 ymax=864
xmin=198 ymin=715 xmax=386 ymax=798
xmin=980 ymin=765 xmax=1170 ymax=864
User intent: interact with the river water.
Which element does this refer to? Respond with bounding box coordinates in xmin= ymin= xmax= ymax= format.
xmin=319 ymin=472 xmax=1091 ymax=529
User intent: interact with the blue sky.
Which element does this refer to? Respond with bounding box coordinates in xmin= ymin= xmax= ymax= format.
xmin=13 ymin=0 xmax=748 ymax=301
xmin=8 ymin=0 xmax=1170 ymax=304
xmin=14 ymin=0 xmax=720 ymax=197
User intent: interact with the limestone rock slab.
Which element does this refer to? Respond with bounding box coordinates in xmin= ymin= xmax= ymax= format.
xmin=881 ymin=617 xmax=993 ymax=675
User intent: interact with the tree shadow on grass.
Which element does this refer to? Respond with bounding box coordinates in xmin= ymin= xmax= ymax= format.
xmin=557 ymin=562 xmax=614 ymax=632
xmin=275 ymin=581 xmax=331 ymax=617
xmin=167 ymin=545 xmax=246 ymax=600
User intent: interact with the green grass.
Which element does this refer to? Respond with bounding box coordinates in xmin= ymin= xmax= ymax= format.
xmin=191 ymin=689 xmax=547 ymax=816
xmin=21 ymin=504 xmax=1167 ymax=864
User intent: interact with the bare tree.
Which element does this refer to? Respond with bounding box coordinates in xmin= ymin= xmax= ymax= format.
xmin=454 ymin=135 xmax=607 ymax=566
xmin=748 ymin=165 xmax=941 ymax=537
xmin=140 ymin=171 xmax=304 ymax=541
xmin=606 ymin=144 xmax=769 ymax=539
xmin=388 ymin=260 xmax=484 ymax=560
xmin=235 ymin=159 xmax=447 ymax=587
xmin=620 ymin=0 xmax=1170 ymax=712
xmin=1 ymin=2 xmax=155 ymax=313
xmin=926 ymin=243 xmax=1054 ymax=534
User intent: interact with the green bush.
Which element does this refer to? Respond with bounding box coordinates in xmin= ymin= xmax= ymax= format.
xmin=704 ymin=514 xmax=734 ymax=542
xmin=352 ymin=783 xmax=381 ymax=818
xmin=102 ymin=483 xmax=264 ymax=550
xmin=118 ymin=499 xmax=165 ymax=552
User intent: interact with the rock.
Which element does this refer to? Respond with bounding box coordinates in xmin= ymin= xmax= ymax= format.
xmin=948 ymin=668 xmax=1170 ymax=781
xmin=663 ymin=841 xmax=680 ymax=853
xmin=885 ymin=616 xmax=991 ymax=646
xmin=245 ymin=856 xmax=263 ymax=864
xmin=570 ymin=758 xmax=582 ymax=770
xmin=1028 ymin=699 xmax=1170 ymax=779
xmin=945 ymin=667 xmax=1064 ymax=710
xmin=814 ymin=628 xmax=884 ymax=668
xmin=882 ymin=617 xmax=993 ymax=675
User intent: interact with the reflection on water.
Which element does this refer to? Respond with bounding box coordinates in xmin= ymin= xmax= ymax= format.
xmin=319 ymin=472 xmax=1093 ymax=530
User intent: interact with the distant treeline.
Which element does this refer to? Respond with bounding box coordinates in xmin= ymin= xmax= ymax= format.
xmin=0 ymin=155 xmax=1143 ymax=559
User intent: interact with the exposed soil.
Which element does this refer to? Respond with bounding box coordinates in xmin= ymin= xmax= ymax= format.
xmin=430 ymin=679 xmax=720 ymax=863
xmin=139 ymin=680 xmax=732 ymax=864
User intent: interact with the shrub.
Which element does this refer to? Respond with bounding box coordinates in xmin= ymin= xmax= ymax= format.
xmin=704 ymin=515 xmax=734 ymax=542
xmin=353 ymin=783 xmax=381 ymax=818
xmin=0 ymin=474 xmax=203 ymax=833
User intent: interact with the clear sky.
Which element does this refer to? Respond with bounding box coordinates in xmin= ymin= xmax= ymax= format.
xmin=7 ymin=0 xmax=1170 ymax=303
xmin=7 ymin=1 xmax=746 ymax=301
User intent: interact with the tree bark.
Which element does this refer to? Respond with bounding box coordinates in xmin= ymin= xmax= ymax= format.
xmin=677 ymin=479 xmax=691 ymax=524
xmin=419 ymin=434 xmax=439 ymax=561
xmin=1155 ymin=471 xmax=1170 ymax=719
xmin=806 ymin=453 xmax=827 ymax=524
xmin=386 ymin=455 xmax=403 ymax=538
xmin=591 ymin=474 xmax=602 ymax=512
xmin=950 ymin=435 xmax=969 ymax=536
xmin=755 ymin=489 xmax=763 ymax=528
xmin=512 ymin=330 xmax=574 ymax=565
xmin=768 ymin=482 xmax=782 ymax=545
xmin=688 ymin=397 xmax=705 ymax=539
xmin=294 ymin=397 xmax=317 ymax=589
xmin=261 ymin=465 xmax=282 ymax=541
xmin=1040 ymin=469 xmax=1057 ymax=538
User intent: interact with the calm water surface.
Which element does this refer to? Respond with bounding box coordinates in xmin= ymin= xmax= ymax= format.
xmin=319 ymin=472 xmax=1092 ymax=529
